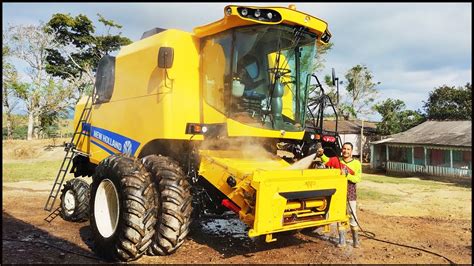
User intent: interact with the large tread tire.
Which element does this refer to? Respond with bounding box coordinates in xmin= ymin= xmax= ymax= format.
xmin=59 ymin=178 xmax=90 ymax=222
xmin=89 ymin=154 xmax=157 ymax=261
xmin=142 ymin=154 xmax=193 ymax=256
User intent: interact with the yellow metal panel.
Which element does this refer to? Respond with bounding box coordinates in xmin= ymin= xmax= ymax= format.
xmin=88 ymin=30 xmax=203 ymax=164
xmin=249 ymin=168 xmax=348 ymax=236
xmin=200 ymin=149 xmax=289 ymax=172
xmin=226 ymin=118 xmax=305 ymax=139
xmin=72 ymin=95 xmax=91 ymax=155
xmin=202 ymin=101 xmax=227 ymax=124
xmin=194 ymin=5 xmax=329 ymax=43
xmin=198 ymin=149 xmax=349 ymax=237
xmin=198 ymin=149 xmax=289 ymax=214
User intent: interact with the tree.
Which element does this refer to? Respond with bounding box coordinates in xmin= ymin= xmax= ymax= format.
xmin=373 ymin=98 xmax=425 ymax=135
xmin=313 ymin=42 xmax=333 ymax=74
xmin=423 ymin=83 xmax=471 ymax=120
xmin=36 ymin=78 xmax=76 ymax=137
xmin=322 ymin=74 xmax=337 ymax=103
xmin=4 ymin=23 xmax=66 ymax=140
xmin=342 ymin=64 xmax=380 ymax=120
xmin=300 ymin=42 xmax=333 ymax=77
xmin=303 ymin=42 xmax=334 ymax=121
xmin=2 ymin=43 xmax=21 ymax=139
xmin=44 ymin=13 xmax=132 ymax=98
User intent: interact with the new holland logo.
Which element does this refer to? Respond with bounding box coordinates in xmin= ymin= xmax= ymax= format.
xmin=123 ymin=140 xmax=132 ymax=155
xmin=90 ymin=126 xmax=140 ymax=156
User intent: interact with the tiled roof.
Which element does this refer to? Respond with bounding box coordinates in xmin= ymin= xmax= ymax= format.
xmin=316 ymin=120 xmax=378 ymax=134
xmin=372 ymin=120 xmax=471 ymax=147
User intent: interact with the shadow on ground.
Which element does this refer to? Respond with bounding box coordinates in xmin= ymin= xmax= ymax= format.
xmin=2 ymin=211 xmax=103 ymax=264
xmin=79 ymin=225 xmax=95 ymax=251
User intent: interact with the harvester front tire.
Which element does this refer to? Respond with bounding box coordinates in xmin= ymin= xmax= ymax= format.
xmin=89 ymin=154 xmax=157 ymax=261
xmin=142 ymin=154 xmax=193 ymax=256
xmin=59 ymin=178 xmax=90 ymax=222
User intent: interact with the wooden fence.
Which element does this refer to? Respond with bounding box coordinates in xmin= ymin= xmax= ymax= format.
xmin=387 ymin=161 xmax=472 ymax=178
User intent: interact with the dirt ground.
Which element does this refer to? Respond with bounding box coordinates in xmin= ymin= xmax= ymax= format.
xmin=2 ymin=176 xmax=472 ymax=264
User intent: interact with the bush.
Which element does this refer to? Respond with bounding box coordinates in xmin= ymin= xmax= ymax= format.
xmin=3 ymin=125 xmax=28 ymax=140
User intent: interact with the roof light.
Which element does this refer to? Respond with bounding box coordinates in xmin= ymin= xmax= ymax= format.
xmin=236 ymin=7 xmax=281 ymax=22
xmin=225 ymin=7 xmax=232 ymax=16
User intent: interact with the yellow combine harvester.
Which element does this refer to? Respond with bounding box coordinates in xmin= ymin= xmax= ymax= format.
xmin=45 ymin=4 xmax=349 ymax=261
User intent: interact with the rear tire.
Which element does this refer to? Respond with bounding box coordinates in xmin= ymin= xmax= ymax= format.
xmin=89 ymin=154 xmax=157 ymax=261
xmin=142 ymin=154 xmax=193 ymax=256
xmin=60 ymin=178 xmax=90 ymax=222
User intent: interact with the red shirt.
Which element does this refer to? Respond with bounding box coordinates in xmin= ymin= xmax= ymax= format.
xmin=322 ymin=156 xmax=358 ymax=201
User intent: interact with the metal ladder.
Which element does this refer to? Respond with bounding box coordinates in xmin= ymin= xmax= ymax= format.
xmin=43 ymin=94 xmax=93 ymax=212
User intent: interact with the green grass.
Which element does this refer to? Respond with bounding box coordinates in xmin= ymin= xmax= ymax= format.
xmin=358 ymin=187 xmax=403 ymax=203
xmin=2 ymin=159 xmax=73 ymax=182
xmin=362 ymin=173 xmax=449 ymax=188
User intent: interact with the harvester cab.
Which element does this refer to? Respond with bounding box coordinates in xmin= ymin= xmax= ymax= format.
xmin=44 ymin=4 xmax=350 ymax=262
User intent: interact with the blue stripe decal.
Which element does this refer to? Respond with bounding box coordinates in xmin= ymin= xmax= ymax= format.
xmin=82 ymin=122 xmax=91 ymax=135
xmin=90 ymin=126 xmax=141 ymax=156
xmin=91 ymin=139 xmax=115 ymax=155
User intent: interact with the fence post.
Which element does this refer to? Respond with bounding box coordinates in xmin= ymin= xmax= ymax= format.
xmin=450 ymin=149 xmax=453 ymax=168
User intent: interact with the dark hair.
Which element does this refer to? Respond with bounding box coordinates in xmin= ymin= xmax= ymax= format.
xmin=342 ymin=142 xmax=353 ymax=149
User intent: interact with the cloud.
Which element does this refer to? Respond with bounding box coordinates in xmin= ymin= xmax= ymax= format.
xmin=376 ymin=67 xmax=471 ymax=108
xmin=3 ymin=2 xmax=471 ymax=121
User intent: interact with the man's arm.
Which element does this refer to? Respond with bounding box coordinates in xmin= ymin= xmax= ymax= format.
xmin=345 ymin=161 xmax=362 ymax=183
xmin=320 ymin=153 xmax=344 ymax=169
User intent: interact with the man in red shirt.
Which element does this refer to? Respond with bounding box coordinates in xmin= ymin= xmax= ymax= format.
xmin=317 ymin=142 xmax=362 ymax=248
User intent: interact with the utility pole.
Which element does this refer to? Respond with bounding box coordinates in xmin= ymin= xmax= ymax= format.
xmin=360 ymin=119 xmax=364 ymax=162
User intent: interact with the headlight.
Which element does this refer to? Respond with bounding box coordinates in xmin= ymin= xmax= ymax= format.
xmin=236 ymin=7 xmax=281 ymax=22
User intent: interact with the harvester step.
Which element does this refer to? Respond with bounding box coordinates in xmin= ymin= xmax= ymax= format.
xmin=44 ymin=93 xmax=92 ymax=213
xmin=72 ymin=149 xmax=90 ymax=157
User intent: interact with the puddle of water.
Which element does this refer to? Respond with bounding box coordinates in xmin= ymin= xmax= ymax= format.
xmin=200 ymin=217 xmax=249 ymax=239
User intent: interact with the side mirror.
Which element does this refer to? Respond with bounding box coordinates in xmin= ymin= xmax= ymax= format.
xmin=158 ymin=47 xmax=174 ymax=69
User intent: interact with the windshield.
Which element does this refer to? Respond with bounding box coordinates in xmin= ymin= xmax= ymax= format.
xmin=201 ymin=25 xmax=318 ymax=132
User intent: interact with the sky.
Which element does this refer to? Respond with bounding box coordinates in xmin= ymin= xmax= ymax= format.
xmin=3 ymin=2 xmax=472 ymax=121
